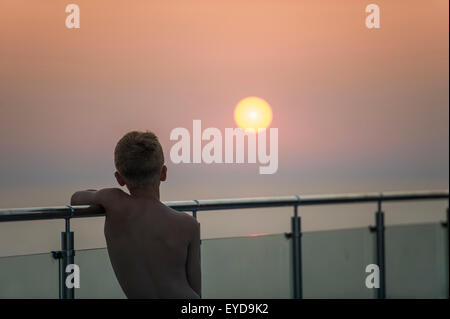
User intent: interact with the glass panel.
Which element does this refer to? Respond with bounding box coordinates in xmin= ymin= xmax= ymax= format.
xmin=74 ymin=233 xmax=292 ymax=299
xmin=1 ymin=222 xmax=446 ymax=299
xmin=302 ymin=227 xmax=376 ymax=299
xmin=0 ymin=252 xmax=58 ymax=298
xmin=385 ymin=223 xmax=448 ymax=298
xmin=74 ymin=248 xmax=126 ymax=298
xmin=201 ymin=233 xmax=292 ymax=299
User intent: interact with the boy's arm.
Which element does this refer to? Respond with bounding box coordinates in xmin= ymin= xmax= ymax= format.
xmin=186 ymin=219 xmax=202 ymax=297
xmin=70 ymin=188 xmax=123 ymax=210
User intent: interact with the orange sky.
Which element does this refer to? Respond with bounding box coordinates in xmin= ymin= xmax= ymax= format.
xmin=0 ymin=0 xmax=448 ymax=257
xmin=0 ymin=0 xmax=448 ymax=206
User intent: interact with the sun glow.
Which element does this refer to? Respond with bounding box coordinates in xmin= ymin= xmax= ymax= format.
xmin=234 ymin=97 xmax=273 ymax=131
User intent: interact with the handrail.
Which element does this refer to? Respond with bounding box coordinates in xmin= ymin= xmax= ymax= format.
xmin=0 ymin=189 xmax=448 ymax=222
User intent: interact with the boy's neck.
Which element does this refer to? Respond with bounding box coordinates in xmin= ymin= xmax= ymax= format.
xmin=129 ymin=184 xmax=160 ymax=201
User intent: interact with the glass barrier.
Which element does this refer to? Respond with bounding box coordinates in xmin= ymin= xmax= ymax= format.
xmin=302 ymin=227 xmax=376 ymax=298
xmin=72 ymin=233 xmax=292 ymax=298
xmin=0 ymin=223 xmax=447 ymax=298
xmin=74 ymin=248 xmax=126 ymax=298
xmin=385 ymin=223 xmax=448 ymax=298
xmin=201 ymin=233 xmax=293 ymax=298
xmin=0 ymin=252 xmax=59 ymax=298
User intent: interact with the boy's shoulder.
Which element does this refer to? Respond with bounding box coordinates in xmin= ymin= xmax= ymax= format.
xmin=97 ymin=187 xmax=128 ymax=200
xmin=94 ymin=187 xmax=128 ymax=210
xmin=165 ymin=206 xmax=200 ymax=230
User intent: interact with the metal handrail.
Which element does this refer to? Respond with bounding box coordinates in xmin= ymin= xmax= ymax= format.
xmin=0 ymin=189 xmax=448 ymax=222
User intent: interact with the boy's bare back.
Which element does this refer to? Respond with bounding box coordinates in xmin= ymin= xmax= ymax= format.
xmin=71 ymin=131 xmax=201 ymax=298
xmin=84 ymin=188 xmax=201 ymax=299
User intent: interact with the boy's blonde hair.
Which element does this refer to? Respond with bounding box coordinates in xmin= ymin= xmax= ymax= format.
xmin=114 ymin=131 xmax=164 ymax=189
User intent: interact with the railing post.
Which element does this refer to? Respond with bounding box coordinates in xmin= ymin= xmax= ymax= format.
xmin=291 ymin=198 xmax=302 ymax=299
xmin=447 ymin=206 xmax=449 ymax=299
xmin=193 ymin=200 xmax=200 ymax=245
xmin=61 ymin=207 xmax=75 ymax=299
xmin=375 ymin=199 xmax=386 ymax=299
xmin=192 ymin=201 xmax=202 ymax=298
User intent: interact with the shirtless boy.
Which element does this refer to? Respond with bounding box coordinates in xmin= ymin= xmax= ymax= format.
xmin=70 ymin=131 xmax=201 ymax=299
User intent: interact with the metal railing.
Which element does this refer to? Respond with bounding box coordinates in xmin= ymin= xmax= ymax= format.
xmin=0 ymin=189 xmax=448 ymax=299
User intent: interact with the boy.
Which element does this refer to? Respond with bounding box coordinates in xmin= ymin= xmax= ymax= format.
xmin=71 ymin=131 xmax=201 ymax=299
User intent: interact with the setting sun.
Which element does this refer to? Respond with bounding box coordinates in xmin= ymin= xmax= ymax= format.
xmin=234 ymin=97 xmax=273 ymax=131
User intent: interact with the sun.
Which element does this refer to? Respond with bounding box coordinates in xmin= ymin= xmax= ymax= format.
xmin=234 ymin=97 xmax=273 ymax=131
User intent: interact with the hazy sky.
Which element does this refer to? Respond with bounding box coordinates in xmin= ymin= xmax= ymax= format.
xmin=0 ymin=1 xmax=448 ymax=256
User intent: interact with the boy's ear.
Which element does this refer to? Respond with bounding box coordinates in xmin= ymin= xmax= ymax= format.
xmin=160 ymin=165 xmax=167 ymax=182
xmin=114 ymin=171 xmax=126 ymax=186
